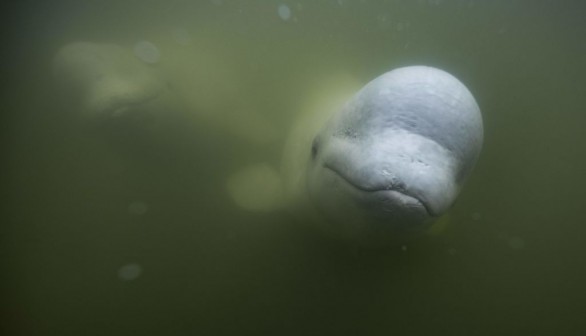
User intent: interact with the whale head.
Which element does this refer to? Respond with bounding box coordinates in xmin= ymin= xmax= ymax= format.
xmin=304 ymin=66 xmax=483 ymax=243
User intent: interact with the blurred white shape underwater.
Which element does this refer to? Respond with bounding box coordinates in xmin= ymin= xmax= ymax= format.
xmin=134 ymin=40 xmax=161 ymax=64
xmin=118 ymin=263 xmax=143 ymax=281
xmin=278 ymin=4 xmax=292 ymax=21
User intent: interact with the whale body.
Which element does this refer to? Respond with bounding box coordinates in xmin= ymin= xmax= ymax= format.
xmin=298 ymin=66 xmax=483 ymax=244
xmin=53 ymin=40 xmax=276 ymax=145
xmin=230 ymin=66 xmax=483 ymax=246
xmin=52 ymin=41 xmax=173 ymax=131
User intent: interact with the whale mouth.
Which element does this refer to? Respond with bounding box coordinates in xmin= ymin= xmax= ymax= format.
xmin=323 ymin=164 xmax=434 ymax=217
xmin=99 ymin=89 xmax=164 ymax=118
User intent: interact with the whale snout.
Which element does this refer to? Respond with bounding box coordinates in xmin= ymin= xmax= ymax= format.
xmin=316 ymin=130 xmax=458 ymax=223
xmin=307 ymin=163 xmax=435 ymax=239
xmin=324 ymin=163 xmax=433 ymax=216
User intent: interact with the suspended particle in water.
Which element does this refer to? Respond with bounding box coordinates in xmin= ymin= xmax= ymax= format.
xmin=507 ymin=236 xmax=526 ymax=250
xmin=471 ymin=212 xmax=482 ymax=221
xmin=118 ymin=263 xmax=142 ymax=281
xmin=377 ymin=15 xmax=390 ymax=30
xmin=211 ymin=0 xmax=223 ymax=6
xmin=134 ymin=40 xmax=161 ymax=64
xmin=128 ymin=201 xmax=148 ymax=215
xmin=172 ymin=28 xmax=192 ymax=46
xmin=278 ymin=4 xmax=292 ymax=21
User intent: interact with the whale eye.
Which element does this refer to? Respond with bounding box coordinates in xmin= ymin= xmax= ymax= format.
xmin=311 ymin=137 xmax=320 ymax=160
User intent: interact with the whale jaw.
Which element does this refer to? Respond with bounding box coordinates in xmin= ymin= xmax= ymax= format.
xmin=314 ymin=164 xmax=433 ymax=225
xmin=303 ymin=126 xmax=460 ymax=245
xmin=323 ymin=164 xmax=434 ymax=218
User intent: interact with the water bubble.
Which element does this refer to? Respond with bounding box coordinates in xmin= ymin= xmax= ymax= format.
xmin=507 ymin=237 xmax=526 ymax=250
xmin=278 ymin=4 xmax=292 ymax=21
xmin=128 ymin=201 xmax=148 ymax=215
xmin=172 ymin=28 xmax=192 ymax=46
xmin=396 ymin=22 xmax=405 ymax=31
xmin=134 ymin=40 xmax=160 ymax=64
xmin=377 ymin=14 xmax=391 ymax=30
xmin=118 ymin=263 xmax=142 ymax=281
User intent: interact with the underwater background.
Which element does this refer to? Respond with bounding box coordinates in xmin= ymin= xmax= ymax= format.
xmin=2 ymin=1 xmax=586 ymax=335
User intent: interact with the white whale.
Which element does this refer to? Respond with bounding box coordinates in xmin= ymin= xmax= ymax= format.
xmin=228 ymin=66 xmax=483 ymax=246
xmin=52 ymin=38 xmax=276 ymax=145
xmin=52 ymin=42 xmax=169 ymax=126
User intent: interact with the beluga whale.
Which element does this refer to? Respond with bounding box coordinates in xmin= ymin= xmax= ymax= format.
xmin=227 ymin=66 xmax=483 ymax=246
xmin=52 ymin=37 xmax=277 ymax=146
xmin=52 ymin=41 xmax=170 ymax=128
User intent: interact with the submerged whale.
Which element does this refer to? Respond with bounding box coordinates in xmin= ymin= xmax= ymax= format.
xmin=228 ymin=66 xmax=483 ymax=246
xmin=52 ymin=41 xmax=170 ymax=126
xmin=52 ymin=39 xmax=276 ymax=145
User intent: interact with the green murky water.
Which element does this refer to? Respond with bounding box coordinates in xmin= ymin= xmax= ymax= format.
xmin=2 ymin=1 xmax=586 ymax=335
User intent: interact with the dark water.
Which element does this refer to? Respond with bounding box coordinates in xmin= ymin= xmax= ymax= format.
xmin=2 ymin=1 xmax=586 ymax=335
